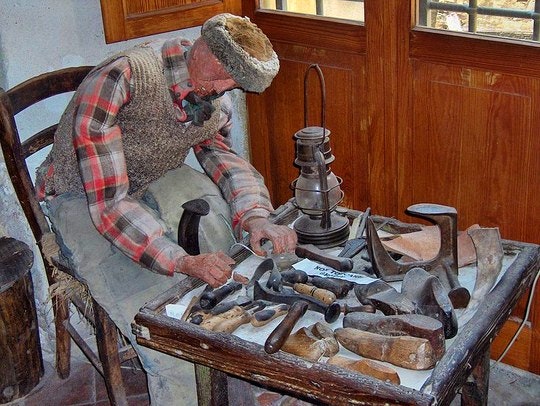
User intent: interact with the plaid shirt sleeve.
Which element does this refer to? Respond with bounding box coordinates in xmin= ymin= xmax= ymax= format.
xmin=194 ymin=94 xmax=274 ymax=238
xmin=73 ymin=59 xmax=186 ymax=276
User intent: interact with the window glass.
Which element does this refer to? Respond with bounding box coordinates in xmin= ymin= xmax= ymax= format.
xmin=418 ymin=0 xmax=538 ymax=42
xmin=259 ymin=0 xmax=365 ymax=22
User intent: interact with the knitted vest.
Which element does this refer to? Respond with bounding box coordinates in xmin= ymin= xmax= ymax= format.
xmin=48 ymin=45 xmax=220 ymax=198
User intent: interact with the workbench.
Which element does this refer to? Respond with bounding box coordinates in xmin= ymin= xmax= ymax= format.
xmin=132 ymin=202 xmax=540 ymax=405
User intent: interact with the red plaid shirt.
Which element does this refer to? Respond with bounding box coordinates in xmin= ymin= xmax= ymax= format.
xmin=41 ymin=38 xmax=273 ymax=275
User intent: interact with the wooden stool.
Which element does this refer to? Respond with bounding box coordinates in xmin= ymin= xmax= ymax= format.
xmin=0 ymin=237 xmax=43 ymax=403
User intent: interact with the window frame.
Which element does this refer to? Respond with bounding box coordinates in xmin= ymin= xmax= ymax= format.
xmin=99 ymin=0 xmax=242 ymax=43
xmin=417 ymin=0 xmax=540 ymax=43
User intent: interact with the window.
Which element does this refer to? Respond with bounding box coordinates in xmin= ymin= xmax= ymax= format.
xmin=418 ymin=0 xmax=539 ymax=42
xmin=259 ymin=0 xmax=365 ymax=22
xmin=99 ymin=0 xmax=242 ymax=43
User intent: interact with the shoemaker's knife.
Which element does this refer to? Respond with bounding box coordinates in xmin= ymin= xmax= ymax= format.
xmin=338 ymin=207 xmax=370 ymax=258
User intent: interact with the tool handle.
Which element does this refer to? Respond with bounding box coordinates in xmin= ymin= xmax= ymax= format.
xmin=210 ymin=300 xmax=238 ymax=316
xmin=295 ymin=244 xmax=353 ymax=272
xmin=293 ymin=283 xmax=337 ymax=305
xmin=212 ymin=312 xmax=252 ymax=334
xmin=199 ymin=306 xmax=245 ymax=332
xmin=439 ymin=266 xmax=471 ymax=309
xmin=251 ymin=304 xmax=290 ymax=327
xmin=281 ymin=269 xmax=308 ymax=284
xmin=199 ymin=281 xmax=242 ymax=310
xmin=264 ymin=301 xmax=309 ymax=354
xmin=341 ymin=303 xmax=376 ymax=314
xmin=310 ymin=276 xmax=354 ymax=299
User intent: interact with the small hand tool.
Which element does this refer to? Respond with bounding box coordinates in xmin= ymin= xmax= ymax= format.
xmin=198 ymin=306 xmax=251 ymax=333
xmin=265 ymin=268 xmax=338 ymax=305
xmin=264 ymin=300 xmax=309 ymax=354
xmin=237 ymin=257 xmax=276 ymax=302
xmin=182 ymin=284 xmax=214 ymax=321
xmin=254 ymin=281 xmax=341 ymax=323
xmin=281 ymin=269 xmax=309 ymax=284
xmin=292 ymin=283 xmax=337 ymax=305
xmin=295 ymin=244 xmax=353 ymax=272
xmin=341 ymin=303 xmax=376 ymax=314
xmin=181 ymin=294 xmax=204 ymax=321
xmin=188 ymin=297 xmax=253 ymax=325
xmin=251 ymin=303 xmax=290 ymax=327
xmin=246 ymin=258 xmax=276 ymax=291
xmin=338 ymin=207 xmax=370 ymax=258
xmin=198 ymin=281 xmax=243 ymax=310
xmin=309 ymin=276 xmax=354 ymax=299
xmin=196 ymin=301 xmax=267 ymax=333
xmin=207 ymin=295 xmax=253 ymax=316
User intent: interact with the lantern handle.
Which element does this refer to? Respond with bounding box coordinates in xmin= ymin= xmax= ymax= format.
xmin=303 ymin=64 xmax=326 ymax=143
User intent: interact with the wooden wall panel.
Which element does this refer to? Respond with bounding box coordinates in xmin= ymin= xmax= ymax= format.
xmin=401 ymin=62 xmax=540 ymax=246
xmin=248 ymin=42 xmax=368 ymax=212
xmin=491 ymin=317 xmax=532 ymax=371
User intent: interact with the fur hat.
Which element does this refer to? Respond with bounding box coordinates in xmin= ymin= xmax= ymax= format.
xmin=201 ymin=13 xmax=279 ymax=93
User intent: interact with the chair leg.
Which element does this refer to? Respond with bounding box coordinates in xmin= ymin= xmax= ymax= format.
xmin=54 ymin=294 xmax=71 ymax=379
xmin=93 ymin=298 xmax=129 ymax=406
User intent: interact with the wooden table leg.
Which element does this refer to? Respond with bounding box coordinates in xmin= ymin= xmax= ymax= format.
xmin=195 ymin=364 xmax=229 ymax=406
xmin=461 ymin=346 xmax=490 ymax=405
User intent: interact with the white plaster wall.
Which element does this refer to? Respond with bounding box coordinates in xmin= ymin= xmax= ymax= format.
xmin=0 ymin=0 xmax=249 ymax=362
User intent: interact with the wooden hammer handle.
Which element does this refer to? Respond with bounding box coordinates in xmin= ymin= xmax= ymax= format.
xmin=199 ymin=306 xmax=250 ymax=333
xmin=296 ymin=244 xmax=353 ymax=272
xmin=293 ymin=283 xmax=337 ymax=305
xmin=251 ymin=304 xmax=290 ymax=327
xmin=212 ymin=312 xmax=252 ymax=334
xmin=264 ymin=301 xmax=309 ymax=354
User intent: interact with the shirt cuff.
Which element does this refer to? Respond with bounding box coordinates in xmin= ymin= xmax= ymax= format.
xmin=238 ymin=208 xmax=272 ymax=234
xmin=140 ymin=236 xmax=187 ymax=276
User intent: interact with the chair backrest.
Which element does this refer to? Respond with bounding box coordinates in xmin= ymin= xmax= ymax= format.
xmin=0 ymin=67 xmax=93 ymax=243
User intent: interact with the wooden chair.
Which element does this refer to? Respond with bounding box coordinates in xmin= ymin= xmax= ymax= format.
xmin=0 ymin=67 xmax=137 ymax=405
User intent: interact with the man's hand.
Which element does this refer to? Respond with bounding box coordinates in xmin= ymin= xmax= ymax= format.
xmin=176 ymin=252 xmax=235 ymax=288
xmin=243 ymin=217 xmax=298 ymax=257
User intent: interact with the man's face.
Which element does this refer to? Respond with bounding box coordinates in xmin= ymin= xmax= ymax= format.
xmin=187 ymin=38 xmax=239 ymax=97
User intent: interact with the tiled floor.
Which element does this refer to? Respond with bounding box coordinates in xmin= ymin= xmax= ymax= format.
xmin=6 ymin=358 xmax=540 ymax=405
